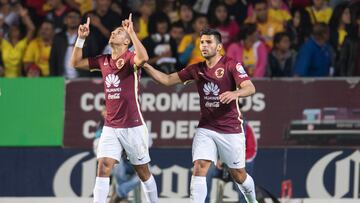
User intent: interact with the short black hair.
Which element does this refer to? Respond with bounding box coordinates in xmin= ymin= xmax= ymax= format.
xmin=273 ymin=32 xmax=290 ymax=45
xmin=148 ymin=11 xmax=171 ymax=34
xmin=171 ymin=21 xmax=184 ymax=30
xmin=191 ymin=13 xmax=207 ymax=25
xmin=238 ymin=23 xmax=257 ymax=40
xmin=64 ymin=9 xmax=81 ymax=17
xmin=253 ymin=0 xmax=268 ymax=6
xmin=312 ymin=23 xmax=329 ymax=38
xmin=200 ymin=28 xmax=222 ymax=43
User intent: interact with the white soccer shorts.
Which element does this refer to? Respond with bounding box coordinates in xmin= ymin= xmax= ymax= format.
xmin=97 ymin=124 xmax=151 ymax=165
xmin=192 ymin=128 xmax=246 ymax=169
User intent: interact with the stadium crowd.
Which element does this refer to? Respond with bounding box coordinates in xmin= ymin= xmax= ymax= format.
xmin=0 ymin=0 xmax=359 ymax=78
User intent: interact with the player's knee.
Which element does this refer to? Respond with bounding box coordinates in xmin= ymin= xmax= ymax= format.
xmin=97 ymin=158 xmax=115 ymax=177
xmin=134 ymin=164 xmax=151 ymax=181
xmin=230 ymin=168 xmax=247 ymax=183
xmin=193 ymin=160 xmax=211 ymax=176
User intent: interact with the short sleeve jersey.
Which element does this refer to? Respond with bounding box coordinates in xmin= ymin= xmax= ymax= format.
xmin=88 ymin=50 xmax=144 ymax=128
xmin=177 ymin=56 xmax=250 ymax=134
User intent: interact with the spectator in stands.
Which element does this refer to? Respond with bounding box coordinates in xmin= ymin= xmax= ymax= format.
xmin=25 ymin=0 xmax=47 ymax=27
xmin=137 ymin=0 xmax=156 ymax=40
xmin=110 ymin=0 xmax=126 ymax=17
xmin=306 ymin=0 xmax=333 ymax=24
xmin=23 ymin=20 xmax=54 ymax=77
xmin=286 ymin=7 xmax=312 ymax=49
xmin=82 ymin=0 xmax=122 ymax=57
xmin=267 ymin=32 xmax=296 ymax=77
xmin=349 ymin=1 xmax=360 ymax=25
xmin=223 ymin=0 xmax=248 ymax=26
xmin=142 ymin=12 xmax=178 ymax=74
xmin=174 ymin=2 xmax=194 ymax=34
xmin=209 ymin=2 xmax=239 ymax=50
xmin=0 ymin=5 xmax=35 ymax=77
xmin=205 ymin=121 xmax=258 ymax=203
xmin=329 ymin=0 xmax=351 ymax=8
xmin=170 ymin=21 xmax=185 ymax=46
xmin=50 ymin=9 xmax=86 ymax=78
xmin=294 ymin=23 xmax=333 ymax=77
xmin=156 ymin=0 xmax=178 ymax=22
xmin=268 ymin=0 xmax=292 ymax=25
xmin=329 ymin=2 xmax=351 ymax=53
xmin=73 ymin=0 xmax=93 ymax=15
xmin=335 ymin=13 xmax=360 ymax=76
xmin=177 ymin=14 xmax=208 ymax=66
xmin=45 ymin=0 xmax=69 ymax=33
xmin=0 ymin=0 xmax=21 ymax=29
xmin=291 ymin=0 xmax=312 ymax=9
xmin=247 ymin=0 xmax=291 ymax=25
xmin=245 ymin=0 xmax=284 ymax=49
xmin=227 ymin=23 xmax=268 ymax=77
xmin=193 ymin=0 xmax=213 ymax=15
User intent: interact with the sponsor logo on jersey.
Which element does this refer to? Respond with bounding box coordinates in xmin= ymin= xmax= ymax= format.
xmin=203 ymin=82 xmax=220 ymax=96
xmin=236 ymin=63 xmax=247 ymax=74
xmin=105 ymin=74 xmax=121 ymax=99
xmin=203 ymin=82 xmax=220 ymax=107
xmin=105 ymin=74 xmax=120 ymax=88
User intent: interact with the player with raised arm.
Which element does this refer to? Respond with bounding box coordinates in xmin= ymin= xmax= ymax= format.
xmin=70 ymin=14 xmax=158 ymax=203
xmin=143 ymin=28 xmax=258 ymax=203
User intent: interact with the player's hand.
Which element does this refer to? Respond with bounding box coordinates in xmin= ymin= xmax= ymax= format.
xmin=78 ymin=17 xmax=90 ymax=39
xmin=17 ymin=5 xmax=28 ymax=18
xmin=122 ymin=13 xmax=134 ymax=34
xmin=219 ymin=91 xmax=238 ymax=104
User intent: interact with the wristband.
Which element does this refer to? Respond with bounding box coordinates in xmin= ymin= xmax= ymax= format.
xmin=75 ymin=38 xmax=85 ymax=48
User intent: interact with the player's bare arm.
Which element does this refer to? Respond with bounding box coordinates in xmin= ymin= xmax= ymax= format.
xmin=143 ymin=63 xmax=182 ymax=86
xmin=70 ymin=17 xmax=90 ymax=70
xmin=122 ymin=13 xmax=149 ymax=67
xmin=219 ymin=80 xmax=256 ymax=104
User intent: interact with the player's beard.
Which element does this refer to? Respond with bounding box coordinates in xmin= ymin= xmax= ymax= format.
xmin=202 ymin=50 xmax=216 ymax=59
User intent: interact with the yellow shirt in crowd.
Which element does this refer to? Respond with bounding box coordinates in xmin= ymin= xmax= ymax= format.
xmin=75 ymin=0 xmax=93 ymax=15
xmin=178 ymin=34 xmax=203 ymax=65
xmin=243 ymin=48 xmax=256 ymax=76
xmin=257 ymin=21 xmax=284 ymax=48
xmin=269 ymin=8 xmax=292 ymax=24
xmin=138 ymin=18 xmax=148 ymax=40
xmin=306 ymin=6 xmax=333 ymax=24
xmin=1 ymin=38 xmax=28 ymax=77
xmin=23 ymin=38 xmax=52 ymax=76
xmin=178 ymin=34 xmax=226 ymax=65
xmin=338 ymin=28 xmax=347 ymax=47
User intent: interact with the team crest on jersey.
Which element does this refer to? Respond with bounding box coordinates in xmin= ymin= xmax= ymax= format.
xmin=116 ymin=58 xmax=125 ymax=69
xmin=215 ymin=68 xmax=224 ymax=78
xmin=236 ymin=63 xmax=246 ymax=74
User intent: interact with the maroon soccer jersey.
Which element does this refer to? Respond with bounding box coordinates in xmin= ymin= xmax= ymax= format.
xmin=177 ymin=56 xmax=250 ymax=133
xmin=88 ymin=50 xmax=144 ymax=128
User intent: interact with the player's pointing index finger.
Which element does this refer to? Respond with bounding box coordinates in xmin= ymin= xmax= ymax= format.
xmin=86 ymin=17 xmax=90 ymax=27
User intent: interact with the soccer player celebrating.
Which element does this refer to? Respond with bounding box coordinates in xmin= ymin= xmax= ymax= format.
xmin=143 ymin=28 xmax=258 ymax=203
xmin=70 ymin=14 xmax=158 ymax=203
